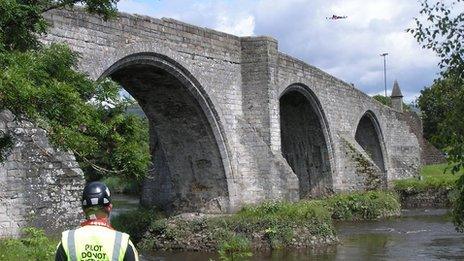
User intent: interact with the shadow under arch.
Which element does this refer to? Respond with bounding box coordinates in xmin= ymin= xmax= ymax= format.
xmin=354 ymin=110 xmax=388 ymax=180
xmin=99 ymin=52 xmax=234 ymax=213
xmin=279 ymin=83 xmax=335 ymax=198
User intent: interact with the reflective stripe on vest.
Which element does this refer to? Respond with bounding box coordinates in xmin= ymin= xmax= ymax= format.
xmin=62 ymin=226 xmax=130 ymax=261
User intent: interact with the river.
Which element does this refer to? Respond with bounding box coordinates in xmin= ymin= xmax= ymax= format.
xmin=112 ymin=195 xmax=464 ymax=260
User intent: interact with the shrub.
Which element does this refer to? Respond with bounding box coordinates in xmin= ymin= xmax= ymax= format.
xmin=0 ymin=227 xmax=57 ymax=261
xmin=218 ymin=235 xmax=252 ymax=261
xmin=326 ymin=191 xmax=400 ymax=220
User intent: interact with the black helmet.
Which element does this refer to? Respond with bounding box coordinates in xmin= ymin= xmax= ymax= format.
xmin=82 ymin=181 xmax=112 ymax=209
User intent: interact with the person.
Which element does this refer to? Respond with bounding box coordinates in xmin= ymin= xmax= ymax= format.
xmin=55 ymin=181 xmax=139 ymax=261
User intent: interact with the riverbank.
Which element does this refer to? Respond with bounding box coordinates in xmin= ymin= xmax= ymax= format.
xmin=148 ymin=208 xmax=463 ymax=260
xmin=394 ymin=163 xmax=462 ymax=208
xmin=111 ymin=191 xmax=400 ymax=257
xmin=0 ymin=188 xmax=446 ymax=260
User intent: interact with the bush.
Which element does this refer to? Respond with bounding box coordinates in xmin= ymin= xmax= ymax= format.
xmin=0 ymin=44 xmax=150 ymax=181
xmin=0 ymin=227 xmax=57 ymax=261
xmin=218 ymin=235 xmax=252 ymax=261
xmin=326 ymin=191 xmax=401 ymax=220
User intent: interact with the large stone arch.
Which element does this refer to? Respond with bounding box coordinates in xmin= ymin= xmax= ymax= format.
xmin=279 ymin=84 xmax=334 ymax=198
xmin=100 ymin=52 xmax=233 ymax=213
xmin=354 ymin=110 xmax=387 ymax=174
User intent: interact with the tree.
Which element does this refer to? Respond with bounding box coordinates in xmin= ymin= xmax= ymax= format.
xmin=0 ymin=0 xmax=118 ymax=51
xmin=0 ymin=1 xmax=151 ymax=182
xmin=372 ymin=95 xmax=411 ymax=111
xmin=408 ymin=0 xmax=464 ymax=80
xmin=409 ymin=0 xmax=464 ymax=231
xmin=372 ymin=95 xmax=392 ymax=107
xmin=417 ymin=75 xmax=463 ymax=148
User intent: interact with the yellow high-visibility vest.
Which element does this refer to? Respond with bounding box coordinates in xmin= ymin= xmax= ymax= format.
xmin=61 ymin=226 xmax=130 ymax=261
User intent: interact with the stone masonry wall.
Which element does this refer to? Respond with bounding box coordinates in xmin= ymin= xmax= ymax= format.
xmin=0 ymin=110 xmax=84 ymax=238
xmin=40 ymin=8 xmax=421 ymax=212
xmin=274 ymin=53 xmax=421 ymax=191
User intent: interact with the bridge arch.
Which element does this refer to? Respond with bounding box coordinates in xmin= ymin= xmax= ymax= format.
xmin=279 ymin=84 xmax=334 ymax=198
xmin=100 ymin=52 xmax=233 ymax=213
xmin=354 ymin=110 xmax=387 ymax=176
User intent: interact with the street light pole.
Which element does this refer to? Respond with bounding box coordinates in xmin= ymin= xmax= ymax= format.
xmin=380 ymin=53 xmax=388 ymax=97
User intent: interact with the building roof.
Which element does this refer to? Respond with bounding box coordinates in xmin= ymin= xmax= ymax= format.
xmin=391 ymin=80 xmax=403 ymax=98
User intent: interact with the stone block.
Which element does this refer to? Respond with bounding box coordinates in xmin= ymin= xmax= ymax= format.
xmin=0 ymin=110 xmax=15 ymax=122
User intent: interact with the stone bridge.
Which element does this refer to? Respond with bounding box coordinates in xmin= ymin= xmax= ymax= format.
xmin=42 ymin=9 xmax=421 ymax=213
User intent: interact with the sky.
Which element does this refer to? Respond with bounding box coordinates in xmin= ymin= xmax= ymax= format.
xmin=117 ymin=0 xmax=442 ymax=103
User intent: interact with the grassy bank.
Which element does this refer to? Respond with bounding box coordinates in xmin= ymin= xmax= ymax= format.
xmin=394 ymin=164 xmax=462 ymax=192
xmin=394 ymin=163 xmax=463 ymax=208
xmin=112 ymin=191 xmax=400 ymax=258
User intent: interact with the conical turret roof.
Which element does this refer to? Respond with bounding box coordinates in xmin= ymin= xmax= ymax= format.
xmin=391 ymin=80 xmax=403 ymax=98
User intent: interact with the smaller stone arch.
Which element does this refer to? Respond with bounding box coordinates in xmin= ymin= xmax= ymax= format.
xmin=354 ymin=110 xmax=387 ymax=175
xmin=279 ymin=83 xmax=334 ymax=198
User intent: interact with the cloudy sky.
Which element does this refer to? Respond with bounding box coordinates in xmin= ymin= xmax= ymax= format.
xmin=117 ymin=0 xmax=441 ymax=103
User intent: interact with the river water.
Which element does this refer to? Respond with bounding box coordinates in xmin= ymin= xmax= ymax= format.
xmin=112 ymin=195 xmax=464 ymax=260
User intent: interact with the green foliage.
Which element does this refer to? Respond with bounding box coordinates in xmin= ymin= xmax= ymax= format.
xmin=373 ymin=95 xmax=391 ymax=106
xmin=408 ymin=0 xmax=464 ymax=232
xmin=0 ymin=0 xmax=150 ymax=180
xmin=0 ymin=227 xmax=57 ymax=261
xmin=236 ymin=200 xmax=332 ymax=226
xmin=111 ymin=208 xmax=162 ymax=244
xmin=218 ymin=235 xmax=252 ymax=261
xmin=0 ymin=44 xmax=150 ymax=180
xmin=326 ymin=191 xmax=400 ymax=220
xmin=453 ymin=175 xmax=464 ymax=232
xmin=0 ymin=0 xmax=118 ymax=52
xmin=407 ymin=0 xmax=464 ymax=79
xmin=101 ymin=176 xmax=141 ymax=194
xmin=418 ymin=75 xmax=463 ymax=148
xmin=372 ymin=94 xmax=410 ymax=111
xmin=0 ymin=0 xmax=47 ymax=51
xmin=417 ymin=69 xmax=464 ymax=232
xmin=394 ymin=163 xmax=463 ymax=192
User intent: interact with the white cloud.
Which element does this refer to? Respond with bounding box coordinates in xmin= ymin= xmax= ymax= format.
xmin=216 ymin=15 xmax=255 ymax=36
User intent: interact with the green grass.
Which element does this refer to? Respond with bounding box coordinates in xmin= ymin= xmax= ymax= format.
xmin=0 ymin=228 xmax=58 ymax=261
xmin=327 ymin=191 xmax=400 ymax=220
xmin=218 ymin=235 xmax=253 ymax=260
xmin=394 ymin=163 xmax=463 ymax=192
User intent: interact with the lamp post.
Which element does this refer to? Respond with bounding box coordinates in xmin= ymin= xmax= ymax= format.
xmin=380 ymin=53 xmax=388 ymax=97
